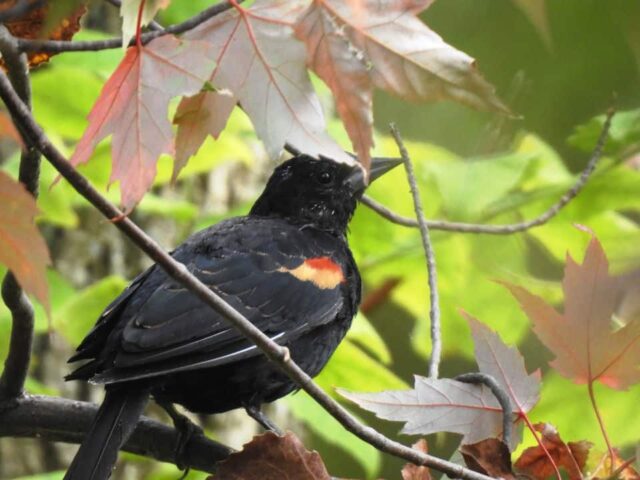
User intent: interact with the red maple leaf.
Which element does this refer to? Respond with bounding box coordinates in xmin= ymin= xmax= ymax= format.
xmin=177 ymin=0 xmax=353 ymax=169
xmin=506 ymin=235 xmax=640 ymax=390
xmin=0 ymin=172 xmax=50 ymax=312
xmin=70 ymin=35 xmax=216 ymax=210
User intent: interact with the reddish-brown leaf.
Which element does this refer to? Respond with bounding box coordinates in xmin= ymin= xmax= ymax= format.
xmin=0 ymin=110 xmax=23 ymax=147
xmin=213 ymin=431 xmax=331 ymax=480
xmin=401 ymin=439 xmax=431 ymax=480
xmin=0 ymin=0 xmax=85 ymax=68
xmin=460 ymin=438 xmax=516 ymax=480
xmin=183 ymin=0 xmax=353 ymax=167
xmin=515 ymin=423 xmax=591 ymax=480
xmin=70 ymin=35 xmax=216 ymax=210
xmin=0 ymin=172 xmax=50 ymax=311
xmin=297 ymin=0 xmax=509 ymax=115
xmin=173 ymin=90 xmax=236 ymax=180
xmin=506 ymin=235 xmax=640 ymax=389
xmin=294 ymin=1 xmax=374 ymax=168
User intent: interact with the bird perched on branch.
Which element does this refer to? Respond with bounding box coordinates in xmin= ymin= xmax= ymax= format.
xmin=63 ymin=154 xmax=400 ymax=480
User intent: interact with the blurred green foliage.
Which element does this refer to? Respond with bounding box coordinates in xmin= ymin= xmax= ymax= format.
xmin=1 ymin=1 xmax=639 ymax=479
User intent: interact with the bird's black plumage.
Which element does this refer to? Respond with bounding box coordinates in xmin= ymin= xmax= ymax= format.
xmin=64 ymin=154 xmax=400 ymax=479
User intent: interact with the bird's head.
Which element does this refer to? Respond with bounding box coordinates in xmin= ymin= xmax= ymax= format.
xmin=250 ymin=155 xmax=401 ymax=234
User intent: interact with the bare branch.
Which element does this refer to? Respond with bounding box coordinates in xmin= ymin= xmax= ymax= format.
xmin=0 ymin=394 xmax=232 ymax=473
xmin=455 ymin=373 xmax=513 ymax=448
xmin=363 ymin=109 xmax=614 ymax=234
xmin=0 ymin=69 xmax=492 ymax=480
xmin=17 ymin=1 xmax=237 ymax=53
xmin=0 ymin=25 xmax=40 ymax=401
xmin=390 ymin=124 xmax=441 ymax=379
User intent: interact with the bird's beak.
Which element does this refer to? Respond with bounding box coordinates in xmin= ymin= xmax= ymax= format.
xmin=347 ymin=157 xmax=403 ymax=193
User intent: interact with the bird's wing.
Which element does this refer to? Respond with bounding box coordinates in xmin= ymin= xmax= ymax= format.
xmin=88 ymin=224 xmax=349 ymax=384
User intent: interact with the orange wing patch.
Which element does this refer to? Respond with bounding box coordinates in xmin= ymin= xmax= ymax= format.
xmin=279 ymin=256 xmax=344 ymax=289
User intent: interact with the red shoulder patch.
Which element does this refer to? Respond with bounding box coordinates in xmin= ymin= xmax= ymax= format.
xmin=279 ymin=256 xmax=345 ymax=289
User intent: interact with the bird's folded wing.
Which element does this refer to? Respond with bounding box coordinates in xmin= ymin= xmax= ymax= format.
xmin=91 ymin=248 xmax=345 ymax=383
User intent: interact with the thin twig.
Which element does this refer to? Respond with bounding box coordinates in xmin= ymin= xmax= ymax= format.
xmin=0 ymin=25 xmax=40 ymax=401
xmin=0 ymin=394 xmax=232 ymax=473
xmin=17 ymin=1 xmax=237 ymax=53
xmin=390 ymin=124 xmax=441 ymax=379
xmin=455 ymin=373 xmax=514 ymax=448
xmin=363 ymin=109 xmax=614 ymax=234
xmin=0 ymin=70 xmax=492 ymax=480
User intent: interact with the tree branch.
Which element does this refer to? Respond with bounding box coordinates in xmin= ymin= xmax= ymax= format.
xmin=17 ymin=1 xmax=237 ymax=53
xmin=0 ymin=394 xmax=232 ymax=473
xmin=362 ymin=109 xmax=614 ymax=234
xmin=455 ymin=373 xmax=513 ymax=448
xmin=0 ymin=25 xmax=40 ymax=402
xmin=0 ymin=69 xmax=492 ymax=480
xmin=390 ymin=124 xmax=441 ymax=379
xmin=0 ymin=0 xmax=46 ymax=23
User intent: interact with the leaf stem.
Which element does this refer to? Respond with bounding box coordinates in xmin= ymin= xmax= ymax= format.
xmin=136 ymin=0 xmax=147 ymax=49
xmin=588 ymin=380 xmax=615 ymax=472
xmin=520 ymin=413 xmax=562 ymax=480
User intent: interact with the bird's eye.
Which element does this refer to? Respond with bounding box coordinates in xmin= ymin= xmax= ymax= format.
xmin=318 ymin=171 xmax=333 ymax=185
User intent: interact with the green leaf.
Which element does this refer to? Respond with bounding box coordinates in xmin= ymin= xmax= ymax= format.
xmin=54 ymin=275 xmax=128 ymax=346
xmin=568 ymin=109 xmax=640 ymax=157
xmin=429 ymin=152 xmax=536 ymax=222
xmin=287 ymin=391 xmax=381 ymax=478
xmin=316 ymin=340 xmax=407 ymax=394
xmin=347 ymin=312 xmax=391 ymax=365
xmin=138 ymin=194 xmax=199 ymax=222
xmin=32 ymin=65 xmax=103 ymax=141
xmin=11 ymin=472 xmax=65 ymax=480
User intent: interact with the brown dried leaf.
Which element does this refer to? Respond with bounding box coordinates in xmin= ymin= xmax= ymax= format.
xmin=514 ymin=423 xmax=592 ymax=480
xmin=461 ymin=438 xmax=515 ymax=480
xmin=0 ymin=171 xmax=50 ymax=312
xmin=0 ymin=110 xmax=23 ymax=147
xmin=213 ymin=431 xmax=331 ymax=480
xmin=0 ymin=0 xmax=85 ymax=68
xmin=402 ymin=439 xmax=431 ymax=480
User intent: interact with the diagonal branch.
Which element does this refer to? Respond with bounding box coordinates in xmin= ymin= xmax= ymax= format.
xmin=0 ymin=394 xmax=232 ymax=473
xmin=363 ymin=109 xmax=614 ymax=234
xmin=0 ymin=69 xmax=492 ymax=480
xmin=17 ymin=1 xmax=239 ymax=53
xmin=0 ymin=25 xmax=41 ymax=401
xmin=390 ymin=124 xmax=441 ymax=379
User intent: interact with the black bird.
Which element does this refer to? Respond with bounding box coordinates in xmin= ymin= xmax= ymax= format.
xmin=63 ymin=154 xmax=400 ymax=480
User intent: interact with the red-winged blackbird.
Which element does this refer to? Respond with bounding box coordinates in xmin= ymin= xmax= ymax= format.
xmin=63 ymin=154 xmax=400 ymax=480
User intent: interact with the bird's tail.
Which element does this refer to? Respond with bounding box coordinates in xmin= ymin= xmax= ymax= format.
xmin=64 ymin=387 xmax=149 ymax=480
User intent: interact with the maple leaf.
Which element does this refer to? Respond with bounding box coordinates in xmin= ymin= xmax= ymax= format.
xmin=70 ymin=35 xmax=217 ymax=209
xmin=0 ymin=0 xmax=85 ymax=68
xmin=294 ymin=1 xmax=374 ymax=168
xmin=505 ymin=235 xmax=640 ymax=389
xmin=173 ymin=89 xmax=236 ymax=180
xmin=460 ymin=439 xmax=516 ymax=480
xmin=120 ymin=0 xmax=170 ymax=46
xmin=339 ymin=315 xmax=540 ymax=450
xmin=402 ymin=439 xmax=432 ymax=480
xmin=212 ymin=431 xmax=330 ymax=480
xmin=0 ymin=172 xmax=50 ymax=312
xmin=515 ymin=423 xmax=592 ymax=480
xmin=180 ymin=0 xmax=353 ymax=168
